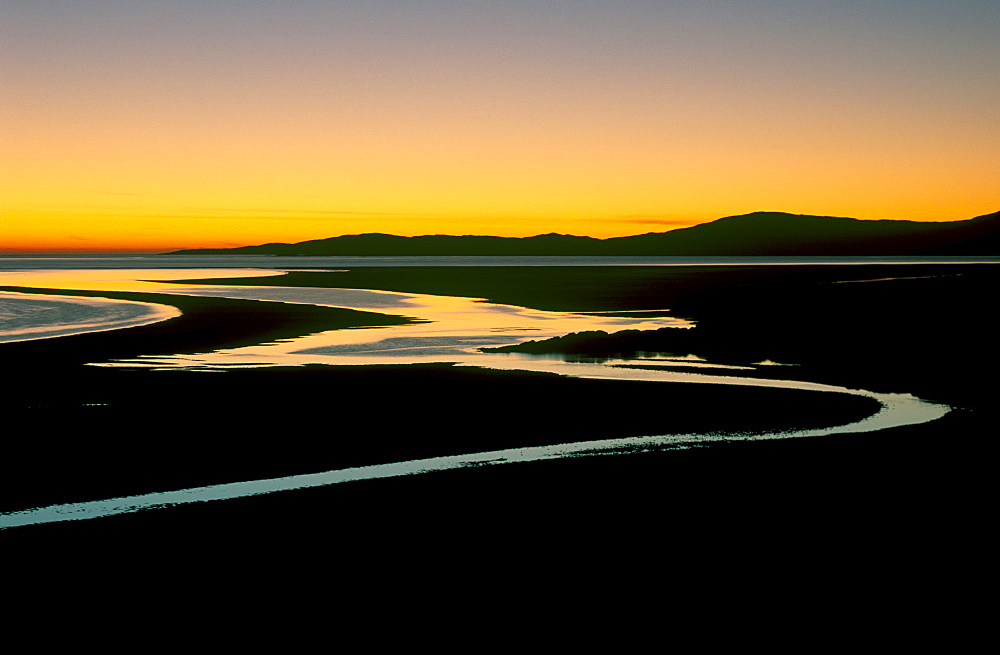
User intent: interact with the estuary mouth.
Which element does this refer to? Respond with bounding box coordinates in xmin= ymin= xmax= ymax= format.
xmin=0 ymin=257 xmax=979 ymax=531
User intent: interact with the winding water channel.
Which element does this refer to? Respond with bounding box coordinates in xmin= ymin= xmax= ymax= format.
xmin=0 ymin=266 xmax=951 ymax=529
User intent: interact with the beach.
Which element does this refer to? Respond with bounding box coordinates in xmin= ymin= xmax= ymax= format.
xmin=1 ymin=260 xmax=994 ymax=582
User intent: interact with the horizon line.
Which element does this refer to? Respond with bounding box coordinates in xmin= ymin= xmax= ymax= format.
xmin=3 ymin=209 xmax=995 ymax=256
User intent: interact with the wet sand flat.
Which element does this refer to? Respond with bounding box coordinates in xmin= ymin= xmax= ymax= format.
xmin=1 ymin=263 xmax=994 ymax=580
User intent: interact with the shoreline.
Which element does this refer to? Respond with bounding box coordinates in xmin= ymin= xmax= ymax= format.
xmin=0 ymin=284 xmax=415 ymax=364
xmin=0 ymin=376 xmax=945 ymax=530
xmin=0 ymin=289 xmax=181 ymax=344
xmin=0 ymin=363 xmax=887 ymax=514
xmin=1 ymin=262 xmax=993 ymax=548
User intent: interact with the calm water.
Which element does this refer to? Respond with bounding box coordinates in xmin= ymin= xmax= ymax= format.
xmin=0 ymin=291 xmax=180 ymax=343
xmin=0 ymin=255 xmax=960 ymax=528
xmin=2 ymin=254 xmax=995 ymax=348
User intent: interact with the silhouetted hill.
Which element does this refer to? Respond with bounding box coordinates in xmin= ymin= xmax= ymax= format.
xmin=173 ymin=232 xmax=604 ymax=256
xmin=602 ymin=211 xmax=1000 ymax=255
xmin=168 ymin=210 xmax=1000 ymax=256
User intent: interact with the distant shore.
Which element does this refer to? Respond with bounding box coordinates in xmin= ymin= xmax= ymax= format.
xmin=164 ymin=210 xmax=1000 ymax=257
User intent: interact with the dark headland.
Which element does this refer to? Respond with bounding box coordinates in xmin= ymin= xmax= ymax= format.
xmin=167 ymin=210 xmax=1000 ymax=256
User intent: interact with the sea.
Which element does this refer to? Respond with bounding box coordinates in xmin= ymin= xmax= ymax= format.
xmin=2 ymin=253 xmax=996 ymax=345
xmin=2 ymin=254 xmax=999 ymax=270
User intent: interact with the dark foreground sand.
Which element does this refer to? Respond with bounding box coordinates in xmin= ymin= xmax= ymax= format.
xmin=1 ymin=265 xmax=994 ymax=593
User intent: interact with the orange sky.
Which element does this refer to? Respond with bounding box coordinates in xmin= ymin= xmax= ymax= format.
xmin=3 ymin=2 xmax=997 ymax=253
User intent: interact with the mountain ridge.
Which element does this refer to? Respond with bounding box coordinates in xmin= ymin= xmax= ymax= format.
xmin=167 ymin=210 xmax=1000 ymax=256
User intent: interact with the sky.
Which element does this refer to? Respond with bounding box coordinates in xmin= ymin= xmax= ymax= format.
xmin=3 ymin=1 xmax=998 ymax=252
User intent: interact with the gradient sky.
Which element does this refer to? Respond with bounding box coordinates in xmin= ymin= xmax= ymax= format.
xmin=3 ymin=1 xmax=998 ymax=252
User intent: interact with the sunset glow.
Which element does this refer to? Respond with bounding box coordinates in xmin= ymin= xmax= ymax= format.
xmin=4 ymin=1 xmax=997 ymax=252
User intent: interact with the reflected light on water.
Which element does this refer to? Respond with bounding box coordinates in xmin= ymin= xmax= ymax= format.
xmin=96 ymin=286 xmax=693 ymax=369
xmin=2 ymin=266 xmax=697 ymax=371
xmin=0 ymin=291 xmax=180 ymax=343
xmin=0 ymin=266 xmax=954 ymax=530
xmin=0 ymin=268 xmax=285 ymax=292
xmin=0 ymin=268 xmax=691 ymax=369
